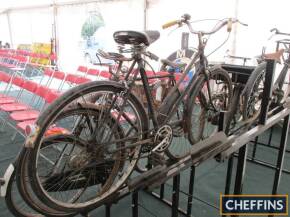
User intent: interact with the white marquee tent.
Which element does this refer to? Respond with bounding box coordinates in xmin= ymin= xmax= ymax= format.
xmin=0 ymin=0 xmax=289 ymax=71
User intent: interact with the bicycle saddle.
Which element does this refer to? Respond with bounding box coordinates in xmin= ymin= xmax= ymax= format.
xmin=263 ymin=49 xmax=284 ymax=63
xmin=113 ymin=30 xmax=160 ymax=46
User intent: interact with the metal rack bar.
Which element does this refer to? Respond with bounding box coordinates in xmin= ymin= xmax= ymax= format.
xmin=73 ymin=60 xmax=289 ymax=217
xmin=220 ymin=106 xmax=290 ymax=158
xmin=249 ymin=140 xmax=290 ymax=154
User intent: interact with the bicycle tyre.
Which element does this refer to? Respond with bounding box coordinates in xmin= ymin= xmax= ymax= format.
xmin=26 ymin=81 xmax=148 ymax=212
xmin=5 ymin=164 xmax=44 ymax=217
xmin=242 ymin=62 xmax=266 ymax=121
xmin=186 ymin=67 xmax=233 ymax=147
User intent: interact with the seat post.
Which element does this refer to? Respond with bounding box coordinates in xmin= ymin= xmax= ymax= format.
xmin=136 ymin=53 xmax=159 ymax=129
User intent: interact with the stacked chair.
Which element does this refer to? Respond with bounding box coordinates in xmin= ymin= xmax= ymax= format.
xmin=0 ymin=48 xmax=189 ymax=140
xmin=0 ymin=49 xmax=113 ymax=140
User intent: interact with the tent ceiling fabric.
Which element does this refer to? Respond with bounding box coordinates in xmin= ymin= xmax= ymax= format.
xmin=0 ymin=0 xmax=114 ymax=11
xmin=0 ymin=0 xmax=52 ymax=10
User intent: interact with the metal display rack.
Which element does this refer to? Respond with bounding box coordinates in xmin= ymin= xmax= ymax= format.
xmin=78 ymin=59 xmax=290 ymax=217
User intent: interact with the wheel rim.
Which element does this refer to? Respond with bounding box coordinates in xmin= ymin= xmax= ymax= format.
xmin=29 ymin=88 xmax=144 ymax=210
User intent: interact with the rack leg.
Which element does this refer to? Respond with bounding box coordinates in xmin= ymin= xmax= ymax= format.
xmin=231 ymin=145 xmax=248 ymax=217
xmin=186 ymin=166 xmax=195 ymax=217
xmin=222 ymin=155 xmax=234 ymax=217
xmin=160 ymin=184 xmax=165 ymax=199
xmin=105 ymin=204 xmax=111 ymax=217
xmin=132 ymin=191 xmax=139 ymax=217
xmin=259 ymin=59 xmax=275 ymax=124
xmin=171 ymin=174 xmax=180 ymax=217
xmin=268 ymin=115 xmax=289 ymax=217
xmin=272 ymin=115 xmax=289 ymax=194
xmin=251 ymin=137 xmax=258 ymax=160
xmin=225 ymin=155 xmax=234 ymax=195
xmin=267 ymin=127 xmax=274 ymax=146
xmin=234 ymin=145 xmax=248 ymax=195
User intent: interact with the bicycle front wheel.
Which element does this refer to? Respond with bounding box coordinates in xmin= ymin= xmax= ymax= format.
xmin=242 ymin=62 xmax=266 ymax=122
xmin=26 ymin=81 xmax=148 ymax=212
xmin=187 ymin=67 xmax=233 ymax=146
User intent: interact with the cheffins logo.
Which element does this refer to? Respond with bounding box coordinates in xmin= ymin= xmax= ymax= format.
xmin=220 ymin=194 xmax=288 ymax=215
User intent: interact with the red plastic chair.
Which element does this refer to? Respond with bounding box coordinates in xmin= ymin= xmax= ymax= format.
xmin=15 ymin=88 xmax=61 ymax=131
xmin=0 ymin=80 xmax=38 ymax=111
xmin=77 ymin=66 xmax=88 ymax=74
xmin=64 ymin=74 xmax=78 ymax=84
xmin=74 ymin=77 xmax=91 ymax=85
xmin=43 ymin=68 xmax=54 ymax=77
xmin=0 ymin=76 xmax=25 ymax=105
xmin=53 ymin=71 xmax=66 ymax=80
xmin=87 ymin=68 xmax=99 ymax=76
xmin=99 ymin=71 xmax=112 ymax=79
xmin=10 ymin=86 xmax=60 ymax=122
xmin=65 ymin=74 xmax=91 ymax=85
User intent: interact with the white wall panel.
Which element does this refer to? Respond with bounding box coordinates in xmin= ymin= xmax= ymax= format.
xmin=146 ymin=0 xmax=236 ymax=65
xmin=56 ymin=0 xmax=144 ymax=71
xmin=8 ymin=8 xmax=53 ymax=46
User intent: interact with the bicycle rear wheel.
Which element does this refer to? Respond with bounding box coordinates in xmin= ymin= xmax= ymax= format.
xmin=5 ymin=166 xmax=44 ymax=217
xmin=26 ymin=81 xmax=148 ymax=212
xmin=5 ymin=152 xmax=76 ymax=217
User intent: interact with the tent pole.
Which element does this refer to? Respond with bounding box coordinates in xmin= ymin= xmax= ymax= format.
xmin=6 ymin=12 xmax=14 ymax=48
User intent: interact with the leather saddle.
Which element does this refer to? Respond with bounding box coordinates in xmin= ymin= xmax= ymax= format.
xmin=113 ymin=30 xmax=160 ymax=46
xmin=263 ymin=49 xmax=284 ymax=63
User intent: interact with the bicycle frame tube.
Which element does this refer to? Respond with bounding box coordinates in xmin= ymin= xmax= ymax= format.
xmin=162 ymin=48 xmax=201 ymax=102
xmin=164 ymin=68 xmax=205 ymax=123
xmin=275 ymin=54 xmax=290 ymax=90
xmin=159 ymin=33 xmax=210 ymax=121
xmin=137 ymin=58 xmax=159 ymax=128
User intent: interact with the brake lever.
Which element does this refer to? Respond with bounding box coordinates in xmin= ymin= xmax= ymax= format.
xmin=182 ymin=13 xmax=191 ymax=21
xmin=270 ymin=28 xmax=278 ymax=33
xmin=237 ymin=20 xmax=248 ymax=27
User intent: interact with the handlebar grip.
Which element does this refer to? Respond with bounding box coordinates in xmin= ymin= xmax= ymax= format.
xmin=162 ymin=20 xmax=180 ymax=29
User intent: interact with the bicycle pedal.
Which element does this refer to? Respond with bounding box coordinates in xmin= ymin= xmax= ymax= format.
xmin=150 ymin=152 xmax=166 ymax=166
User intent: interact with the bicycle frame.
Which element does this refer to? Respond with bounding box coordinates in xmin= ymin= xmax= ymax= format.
xmin=123 ymin=33 xmax=212 ymax=130
xmin=274 ymin=41 xmax=290 ymax=90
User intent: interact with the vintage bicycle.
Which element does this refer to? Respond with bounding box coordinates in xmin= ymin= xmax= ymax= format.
xmin=18 ymin=15 xmax=247 ymax=212
xmin=225 ymin=28 xmax=290 ymax=134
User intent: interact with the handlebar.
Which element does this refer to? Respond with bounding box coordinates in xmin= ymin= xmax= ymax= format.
xmin=270 ymin=28 xmax=290 ymax=37
xmin=162 ymin=14 xmax=247 ymax=36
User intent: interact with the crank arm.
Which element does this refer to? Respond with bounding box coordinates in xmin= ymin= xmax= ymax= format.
xmin=107 ymin=138 xmax=153 ymax=154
